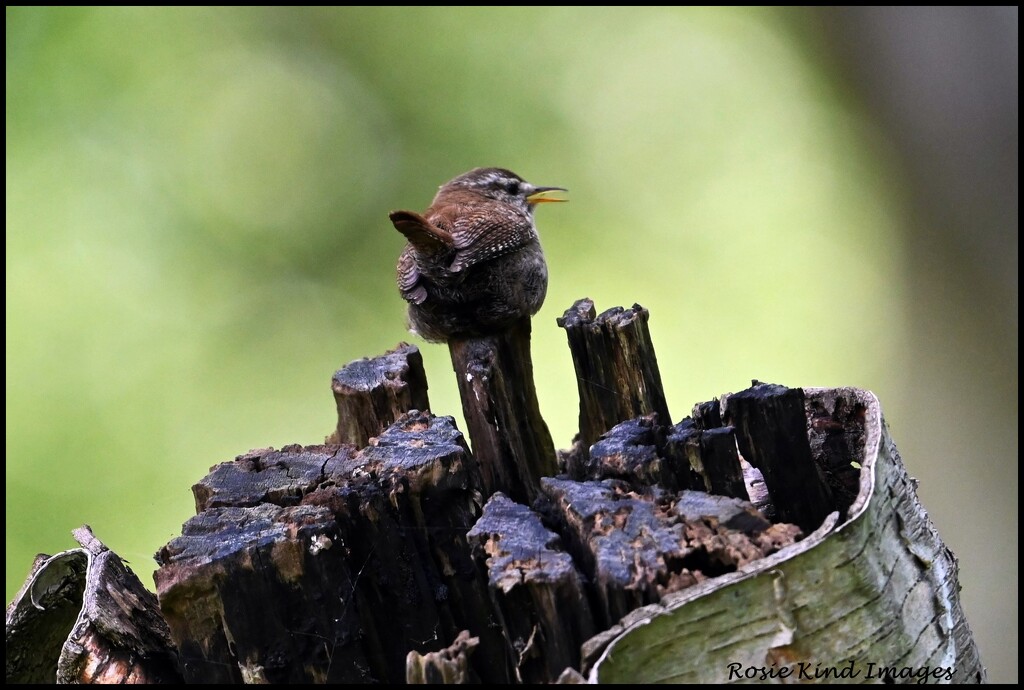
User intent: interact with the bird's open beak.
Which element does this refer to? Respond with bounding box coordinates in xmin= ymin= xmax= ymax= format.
xmin=527 ymin=186 xmax=569 ymax=204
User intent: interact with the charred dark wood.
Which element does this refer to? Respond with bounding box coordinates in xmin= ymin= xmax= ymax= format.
xmin=696 ymin=427 xmax=746 ymax=500
xmin=155 ymin=412 xmax=510 ymax=684
xmin=557 ymin=299 xmax=671 ymax=454
xmin=692 ymin=398 xmax=723 ymax=429
xmin=661 ymin=419 xmax=703 ymax=491
xmin=690 ymin=426 xmax=748 ymax=500
xmin=467 ymin=493 xmax=595 ymax=683
xmin=723 ymin=382 xmax=836 ymax=533
xmin=569 ymin=415 xmax=691 ymax=491
xmin=6 ymin=527 xmax=181 ymax=684
xmin=572 ymin=415 xmax=663 ymax=487
xmin=156 ymin=502 xmax=368 ymax=683
xmin=537 ymin=478 xmax=800 ymax=629
xmin=448 ymin=317 xmax=557 ymax=504
xmin=662 ymin=419 xmax=747 ymax=499
xmin=322 ymin=413 xmax=506 ymax=684
xmin=331 ymin=342 xmax=430 ymax=447
xmin=193 ymin=443 xmax=356 ymax=511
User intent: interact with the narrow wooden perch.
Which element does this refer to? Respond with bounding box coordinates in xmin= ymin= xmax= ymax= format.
xmin=448 ymin=316 xmax=557 ymax=504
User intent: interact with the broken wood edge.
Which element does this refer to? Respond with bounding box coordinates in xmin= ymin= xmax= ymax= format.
xmin=6 ymin=526 xmax=181 ymax=684
xmin=583 ymin=387 xmax=986 ymax=684
xmin=154 ymin=412 xmax=505 ymax=684
xmin=406 ymin=630 xmax=480 ymax=684
xmin=7 ymin=549 xmax=89 ymax=682
xmin=330 ymin=342 xmax=430 ymax=447
xmin=557 ymin=298 xmax=672 ymax=456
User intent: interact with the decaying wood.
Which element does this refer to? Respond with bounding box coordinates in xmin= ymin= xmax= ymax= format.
xmin=5 ymin=526 xmax=181 ymax=684
xmin=467 ymin=493 xmax=595 ymax=683
xmin=557 ymin=299 xmax=671 ymax=454
xmin=192 ymin=443 xmax=357 ymax=511
xmin=447 ymin=316 xmax=557 ymax=504
xmin=156 ymin=501 xmax=368 ymax=683
xmin=583 ymin=388 xmax=986 ymax=684
xmin=724 ymin=383 xmax=838 ymax=532
xmin=155 ymin=411 xmax=513 ymax=684
xmin=8 ymin=299 xmax=985 ymax=685
xmin=695 ymin=427 xmax=747 ymax=499
xmin=804 ymin=390 xmax=870 ymax=514
xmin=567 ymin=414 xmax=692 ymax=491
xmin=406 ymin=630 xmax=479 ymax=684
xmin=692 ymin=398 xmax=723 ymax=429
xmin=331 ymin=342 xmax=430 ymax=446
xmin=670 ymin=420 xmax=748 ymax=500
xmin=537 ymin=478 xmax=801 ymax=629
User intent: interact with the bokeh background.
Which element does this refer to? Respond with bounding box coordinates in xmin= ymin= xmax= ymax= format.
xmin=6 ymin=7 xmax=1016 ymax=682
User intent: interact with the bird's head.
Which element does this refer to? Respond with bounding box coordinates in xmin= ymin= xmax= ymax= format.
xmin=437 ymin=167 xmax=567 ymax=213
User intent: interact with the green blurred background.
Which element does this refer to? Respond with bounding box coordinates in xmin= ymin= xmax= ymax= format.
xmin=6 ymin=7 xmax=1016 ymax=682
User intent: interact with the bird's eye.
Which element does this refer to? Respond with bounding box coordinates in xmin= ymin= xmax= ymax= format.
xmin=505 ymin=181 xmax=520 ymax=195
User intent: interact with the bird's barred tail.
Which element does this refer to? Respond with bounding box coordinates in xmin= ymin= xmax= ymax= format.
xmin=389 ymin=210 xmax=454 ymax=256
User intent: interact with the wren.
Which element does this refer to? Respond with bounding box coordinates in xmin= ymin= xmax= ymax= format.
xmin=390 ymin=167 xmax=567 ymax=342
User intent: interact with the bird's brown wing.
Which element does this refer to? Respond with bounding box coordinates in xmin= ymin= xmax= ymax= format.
xmin=447 ymin=206 xmax=533 ymax=273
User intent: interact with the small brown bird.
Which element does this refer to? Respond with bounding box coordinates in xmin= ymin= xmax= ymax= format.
xmin=390 ymin=167 xmax=567 ymax=342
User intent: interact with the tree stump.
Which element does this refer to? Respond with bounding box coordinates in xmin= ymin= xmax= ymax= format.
xmin=6 ymin=299 xmax=985 ymax=684
xmin=154 ymin=414 xmax=510 ymax=684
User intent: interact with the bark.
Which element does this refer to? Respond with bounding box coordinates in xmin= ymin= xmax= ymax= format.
xmin=5 ymin=526 xmax=181 ymax=684
xmin=582 ymin=387 xmax=986 ymax=684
